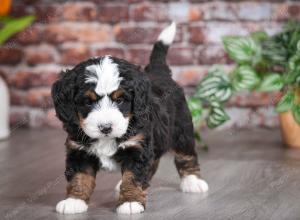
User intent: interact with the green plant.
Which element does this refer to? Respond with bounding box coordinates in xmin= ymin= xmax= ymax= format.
xmin=188 ymin=21 xmax=300 ymax=133
xmin=0 ymin=15 xmax=35 ymax=45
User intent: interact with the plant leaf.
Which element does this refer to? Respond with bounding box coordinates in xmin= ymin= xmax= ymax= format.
xmin=196 ymin=66 xmax=233 ymax=102
xmin=292 ymin=104 xmax=300 ymax=125
xmin=231 ymin=65 xmax=260 ymax=91
xmin=257 ymin=74 xmax=284 ymax=92
xmin=0 ymin=15 xmax=35 ymax=45
xmin=288 ymin=54 xmax=300 ymax=71
xmin=223 ymin=36 xmax=259 ymax=63
xmin=251 ymin=31 xmax=268 ymax=42
xmin=187 ymin=97 xmax=203 ymax=123
xmin=206 ymin=105 xmax=230 ymax=128
xmin=275 ymin=91 xmax=295 ymax=112
xmin=284 ymin=70 xmax=299 ymax=84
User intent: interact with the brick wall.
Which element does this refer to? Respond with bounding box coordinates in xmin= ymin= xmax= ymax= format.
xmin=0 ymin=0 xmax=299 ymax=129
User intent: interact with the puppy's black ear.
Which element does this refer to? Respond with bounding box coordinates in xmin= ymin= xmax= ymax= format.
xmin=51 ymin=70 xmax=78 ymax=125
xmin=132 ymin=73 xmax=150 ymax=124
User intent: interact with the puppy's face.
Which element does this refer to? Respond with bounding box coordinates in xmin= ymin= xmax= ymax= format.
xmin=76 ymin=57 xmax=132 ymax=139
xmin=52 ymin=55 xmax=150 ymax=141
xmin=77 ymin=89 xmax=132 ymax=139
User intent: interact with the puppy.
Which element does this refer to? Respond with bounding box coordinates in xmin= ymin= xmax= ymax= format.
xmin=52 ymin=22 xmax=208 ymax=215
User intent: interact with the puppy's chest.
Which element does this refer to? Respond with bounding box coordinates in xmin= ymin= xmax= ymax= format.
xmin=88 ymin=139 xmax=119 ymax=171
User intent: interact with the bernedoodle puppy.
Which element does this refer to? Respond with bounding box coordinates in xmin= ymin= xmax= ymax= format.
xmin=52 ymin=22 xmax=208 ymax=215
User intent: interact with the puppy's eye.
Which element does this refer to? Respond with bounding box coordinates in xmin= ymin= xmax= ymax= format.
xmin=84 ymin=98 xmax=94 ymax=106
xmin=115 ymin=97 xmax=124 ymax=105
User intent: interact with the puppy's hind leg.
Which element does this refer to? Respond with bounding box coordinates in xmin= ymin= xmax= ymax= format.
xmin=173 ymin=128 xmax=208 ymax=193
xmin=174 ymin=151 xmax=209 ymax=193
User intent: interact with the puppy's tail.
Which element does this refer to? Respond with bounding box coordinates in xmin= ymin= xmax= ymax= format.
xmin=148 ymin=22 xmax=176 ymax=68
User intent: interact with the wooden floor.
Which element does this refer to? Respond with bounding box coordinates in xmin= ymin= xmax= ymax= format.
xmin=1 ymin=128 xmax=300 ymax=220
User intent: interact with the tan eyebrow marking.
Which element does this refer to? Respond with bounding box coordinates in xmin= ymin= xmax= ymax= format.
xmin=85 ymin=90 xmax=97 ymax=101
xmin=111 ymin=89 xmax=125 ymax=100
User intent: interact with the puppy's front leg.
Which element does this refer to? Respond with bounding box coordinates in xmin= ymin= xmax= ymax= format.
xmin=116 ymin=169 xmax=147 ymax=215
xmin=56 ymin=150 xmax=99 ymax=214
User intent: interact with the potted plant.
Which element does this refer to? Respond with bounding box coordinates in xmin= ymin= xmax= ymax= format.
xmin=189 ymin=21 xmax=300 ymax=148
xmin=0 ymin=0 xmax=34 ymax=139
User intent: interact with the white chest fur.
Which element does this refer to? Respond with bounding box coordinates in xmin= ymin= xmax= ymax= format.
xmin=87 ymin=139 xmax=119 ymax=171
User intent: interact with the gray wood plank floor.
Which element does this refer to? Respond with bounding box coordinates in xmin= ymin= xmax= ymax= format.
xmin=1 ymin=128 xmax=300 ymax=220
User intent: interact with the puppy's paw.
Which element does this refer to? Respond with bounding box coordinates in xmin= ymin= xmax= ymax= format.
xmin=115 ymin=180 xmax=122 ymax=192
xmin=180 ymin=175 xmax=209 ymax=193
xmin=56 ymin=198 xmax=88 ymax=214
xmin=116 ymin=202 xmax=144 ymax=214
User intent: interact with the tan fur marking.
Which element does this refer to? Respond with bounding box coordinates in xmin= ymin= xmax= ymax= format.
xmin=111 ymin=89 xmax=124 ymax=100
xmin=119 ymin=133 xmax=144 ymax=149
xmin=65 ymin=137 xmax=80 ymax=150
xmin=174 ymin=152 xmax=201 ymax=178
xmin=67 ymin=173 xmax=96 ymax=202
xmin=118 ymin=171 xmax=147 ymax=207
xmin=78 ymin=113 xmax=86 ymax=132
xmin=85 ymin=90 xmax=97 ymax=101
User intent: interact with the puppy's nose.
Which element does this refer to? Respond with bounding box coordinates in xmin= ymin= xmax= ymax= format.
xmin=99 ymin=123 xmax=112 ymax=134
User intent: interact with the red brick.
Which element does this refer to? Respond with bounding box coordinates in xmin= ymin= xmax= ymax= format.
xmin=188 ymin=25 xmax=205 ymax=44
xmin=115 ymin=24 xmax=184 ymax=44
xmin=272 ymin=2 xmax=300 ymax=20
xmin=167 ymin=46 xmax=194 ymax=65
xmin=202 ymin=2 xmax=237 ymax=21
xmin=60 ymin=45 xmax=92 ymax=65
xmin=8 ymin=70 xmax=59 ymax=89
xmin=10 ymin=3 xmax=30 ymax=17
xmin=127 ymin=47 xmax=152 ymax=65
xmin=10 ymin=108 xmax=29 ymax=128
xmin=26 ymin=88 xmax=53 ymax=108
xmin=288 ymin=4 xmax=300 ymax=19
xmin=172 ymin=67 xmax=208 ymax=87
xmin=98 ymin=5 xmax=129 ymax=23
xmin=45 ymin=23 xmax=111 ymax=43
xmin=203 ymin=22 xmax=248 ymax=43
xmin=0 ymin=47 xmax=23 ymax=65
xmin=115 ymin=25 xmax=161 ymax=44
xmin=11 ymin=25 xmax=43 ymax=45
xmin=196 ymin=45 xmax=231 ymax=65
xmin=42 ymin=71 xmax=59 ymax=87
xmin=62 ymin=2 xmax=97 ymax=21
xmin=189 ymin=6 xmax=203 ymax=21
xmin=227 ymin=92 xmax=282 ymax=107
xmin=237 ymin=2 xmax=272 ymax=21
xmin=94 ymin=48 xmax=125 ymax=59
xmin=272 ymin=3 xmax=289 ymax=21
xmin=10 ymin=90 xmax=27 ymax=106
xmin=34 ymin=4 xmax=62 ymax=23
xmin=25 ymin=46 xmax=56 ymax=65
xmin=130 ymin=2 xmax=168 ymax=22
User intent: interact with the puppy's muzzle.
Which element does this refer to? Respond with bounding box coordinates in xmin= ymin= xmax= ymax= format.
xmin=99 ymin=123 xmax=112 ymax=135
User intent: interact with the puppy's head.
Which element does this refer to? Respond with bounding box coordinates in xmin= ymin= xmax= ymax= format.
xmin=52 ymin=56 xmax=149 ymax=140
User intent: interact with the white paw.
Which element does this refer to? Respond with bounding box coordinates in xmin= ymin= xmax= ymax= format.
xmin=115 ymin=180 xmax=122 ymax=192
xmin=180 ymin=175 xmax=209 ymax=193
xmin=56 ymin=198 xmax=88 ymax=214
xmin=116 ymin=202 xmax=144 ymax=214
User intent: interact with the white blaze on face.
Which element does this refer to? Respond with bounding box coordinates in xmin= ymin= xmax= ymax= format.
xmin=82 ymin=56 xmax=129 ymax=139
xmin=85 ymin=56 xmax=123 ymax=95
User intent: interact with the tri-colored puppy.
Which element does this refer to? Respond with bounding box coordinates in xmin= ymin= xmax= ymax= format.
xmin=52 ymin=22 xmax=208 ymax=215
